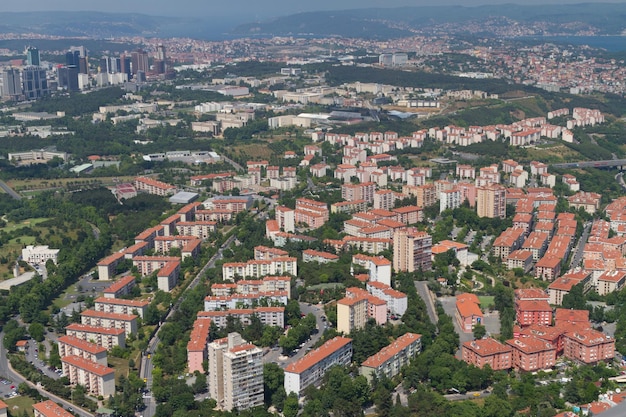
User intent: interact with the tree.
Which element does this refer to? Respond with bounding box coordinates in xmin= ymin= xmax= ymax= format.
xmin=191 ymin=371 xmax=207 ymax=394
xmin=562 ymin=283 xmax=587 ymax=310
xmin=472 ymin=324 xmax=486 ymax=340
xmin=283 ymin=392 xmax=299 ymax=417
xmin=28 ymin=322 xmax=45 ymax=342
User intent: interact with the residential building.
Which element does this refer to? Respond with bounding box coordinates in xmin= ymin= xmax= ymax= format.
xmin=547 ymin=270 xmax=592 ymax=305
xmin=65 ymin=323 xmax=126 ymax=349
xmin=562 ymin=329 xmax=615 ymax=365
xmin=456 ymin=293 xmax=483 ymax=332
xmin=506 ymin=336 xmax=557 ymax=372
xmin=187 ymin=317 xmax=211 ymax=374
xmin=506 ymin=250 xmax=534 ymax=273
xmin=80 ymin=309 xmax=138 ymax=335
xmin=197 ymin=307 xmax=284 ymax=329
xmin=336 ymin=296 xmax=368 ymax=334
xmin=103 ymin=276 xmax=136 ymax=298
xmin=94 ymin=297 xmax=149 ymax=319
xmin=61 ymin=355 xmax=115 ymax=397
xmin=597 ymin=270 xmax=626 ymax=296
xmin=393 ymin=228 xmax=432 ymax=272
xmin=208 ymin=333 xmax=264 ymax=411
xmin=302 ymin=249 xmax=339 ymax=263
xmin=476 ymin=183 xmax=507 ymax=219
xmin=516 ymin=300 xmax=552 ymax=327
xmin=284 ymin=337 xmax=353 ymax=397
xmin=461 ymin=338 xmax=512 ymax=371
xmin=97 ymin=252 xmax=125 ymax=281
xmin=33 ymin=401 xmax=73 ymax=417
xmin=134 ymin=176 xmax=176 ymax=196
xmin=222 ymin=257 xmax=297 ymax=281
xmin=57 ymin=335 xmax=107 ymax=366
xmin=359 ymin=333 xmax=422 ymax=381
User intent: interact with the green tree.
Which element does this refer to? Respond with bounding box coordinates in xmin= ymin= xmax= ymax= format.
xmin=28 ymin=322 xmax=45 ymax=342
xmin=283 ymin=392 xmax=300 ymax=417
xmin=472 ymin=324 xmax=486 ymax=340
xmin=561 ymin=283 xmax=587 ymax=310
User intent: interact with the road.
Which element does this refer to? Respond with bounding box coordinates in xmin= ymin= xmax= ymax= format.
xmin=569 ymin=222 xmax=591 ymax=268
xmin=0 ymin=332 xmax=93 ymax=417
xmin=221 ymin=155 xmax=244 ymax=172
xmin=263 ymin=302 xmax=327 ymax=367
xmin=0 ymin=180 xmax=21 ymax=200
xmin=140 ymin=234 xmax=236 ymax=417
xmin=415 ymin=281 xmax=439 ymax=325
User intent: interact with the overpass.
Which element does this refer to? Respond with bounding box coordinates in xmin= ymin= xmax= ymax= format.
xmin=551 ymin=159 xmax=626 ymax=169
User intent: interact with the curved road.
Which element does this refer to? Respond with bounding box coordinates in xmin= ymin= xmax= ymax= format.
xmin=0 ymin=332 xmax=93 ymax=417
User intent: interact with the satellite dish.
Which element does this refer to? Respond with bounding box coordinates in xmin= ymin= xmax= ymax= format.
xmin=617 ymin=388 xmax=621 ymax=393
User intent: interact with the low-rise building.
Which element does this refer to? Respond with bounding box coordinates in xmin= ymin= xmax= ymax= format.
xmin=562 ymin=329 xmax=615 ymax=365
xmin=102 ymin=276 xmax=136 ymax=298
xmin=80 ymin=309 xmax=138 ymax=335
xmin=359 ymin=333 xmax=421 ymax=382
xmin=456 ymin=293 xmax=483 ymax=332
xmin=187 ymin=318 xmax=211 ymax=374
xmin=65 ymin=323 xmax=125 ymax=349
xmin=94 ymin=297 xmax=149 ymax=319
xmin=21 ymin=245 xmax=59 ymax=265
xmin=461 ymin=338 xmax=512 ymax=371
xmin=506 ymin=336 xmax=556 ymax=372
xmin=516 ymin=300 xmax=552 ymax=327
xmin=33 ymin=400 xmax=73 ymax=417
xmin=284 ymin=337 xmax=353 ymax=397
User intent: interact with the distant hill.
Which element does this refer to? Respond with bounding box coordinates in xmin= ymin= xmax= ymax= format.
xmin=232 ymin=3 xmax=626 ymax=39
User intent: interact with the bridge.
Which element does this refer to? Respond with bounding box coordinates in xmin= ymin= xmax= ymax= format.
xmin=551 ymin=159 xmax=626 ymax=169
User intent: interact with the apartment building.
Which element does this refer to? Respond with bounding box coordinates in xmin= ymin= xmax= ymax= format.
xmin=476 ymin=183 xmax=506 ymax=219
xmin=132 ymin=256 xmax=179 ymax=276
xmin=547 ymin=270 xmax=592 ymax=305
xmin=366 ymin=281 xmax=408 ymax=316
xmin=461 ymin=338 xmax=512 ymax=371
xmin=80 ymin=309 xmax=138 ymax=335
xmin=97 ymin=252 xmax=125 ymax=281
xmin=175 ymin=221 xmax=217 ymax=239
xmin=295 ymin=198 xmax=329 ymax=229
xmin=359 ymin=333 xmax=422 ymax=382
xmin=205 ymin=196 xmax=253 ymax=213
xmin=506 ymin=250 xmax=534 ymax=273
xmin=253 ymin=245 xmax=289 ymax=260
xmin=515 ymin=300 xmax=552 ymax=327
xmin=57 ymin=335 xmax=107 ymax=366
xmin=204 ymin=292 xmax=288 ymax=311
xmin=492 ymin=227 xmax=525 ymax=259
xmin=336 ymin=296 xmax=368 ymax=334
xmin=61 ymin=355 xmax=115 ymax=397
xmin=102 ymin=275 xmax=136 ymax=299
xmin=563 ymin=329 xmax=615 ymax=365
xmin=341 ymin=182 xmax=376 ymax=203
xmin=506 ymin=336 xmax=556 ymax=372
xmin=302 ymin=249 xmax=339 ymax=263
xmin=187 ymin=317 xmax=211 ymax=374
xmin=221 ymin=257 xmax=297 ymax=281
xmin=94 ymin=297 xmax=149 ymax=319
xmin=284 ymin=337 xmax=353 ymax=397
xmin=33 ymin=401 xmax=73 ymax=417
xmin=535 ymin=255 xmax=562 ymax=281
xmin=374 ymin=190 xmax=397 ymax=210
xmin=157 ymin=260 xmax=181 ymax=292
xmin=134 ymin=176 xmax=176 ymax=196
xmin=65 ymin=323 xmax=125 ymax=349
xmin=208 ymin=333 xmax=264 ymax=411
xmin=197 ymin=307 xmax=285 ymax=329
xmin=597 ymin=270 xmax=626 ymax=296
xmin=393 ymin=228 xmax=432 ymax=272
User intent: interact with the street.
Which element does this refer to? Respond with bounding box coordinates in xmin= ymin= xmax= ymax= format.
xmin=415 ymin=281 xmax=439 ymax=324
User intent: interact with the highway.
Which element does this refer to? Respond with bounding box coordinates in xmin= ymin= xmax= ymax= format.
xmin=140 ymin=234 xmax=236 ymax=417
xmin=0 ymin=180 xmax=21 ymax=200
xmin=0 ymin=331 xmax=93 ymax=417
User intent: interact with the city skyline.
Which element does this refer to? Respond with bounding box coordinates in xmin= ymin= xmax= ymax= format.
xmin=0 ymin=0 xmax=622 ymax=19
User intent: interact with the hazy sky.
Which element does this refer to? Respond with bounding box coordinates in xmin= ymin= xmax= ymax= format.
xmin=0 ymin=0 xmax=623 ymax=20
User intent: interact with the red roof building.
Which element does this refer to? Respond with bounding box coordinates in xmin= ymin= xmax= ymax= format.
xmin=461 ymin=338 xmax=513 ymax=371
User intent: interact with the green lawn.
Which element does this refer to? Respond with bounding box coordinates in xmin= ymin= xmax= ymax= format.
xmin=0 ymin=218 xmax=49 ymax=233
xmin=5 ymin=395 xmax=35 ymax=416
xmin=478 ymin=296 xmax=495 ymax=308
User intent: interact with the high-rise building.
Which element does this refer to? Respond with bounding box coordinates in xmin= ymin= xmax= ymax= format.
xmin=58 ymin=66 xmax=79 ymax=92
xmin=21 ymin=66 xmax=48 ymax=100
xmin=131 ymin=49 xmax=149 ymax=75
xmin=66 ymin=50 xmax=80 ymax=67
xmin=476 ymin=183 xmax=507 ymax=219
xmin=154 ymin=44 xmax=167 ymax=74
xmin=208 ymin=333 xmax=263 ymax=411
xmin=392 ymin=228 xmax=432 ymax=272
xmin=26 ymin=47 xmax=40 ymax=66
xmin=1 ymin=68 xmax=22 ymax=100
xmin=120 ymin=55 xmax=131 ymax=78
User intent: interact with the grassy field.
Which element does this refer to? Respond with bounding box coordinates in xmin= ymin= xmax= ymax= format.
xmin=0 ymin=218 xmax=49 ymax=233
xmin=524 ymin=143 xmax=583 ymax=163
xmin=5 ymin=395 xmax=35 ymax=416
xmin=230 ymin=143 xmax=275 ymax=161
xmin=478 ymin=296 xmax=495 ymax=308
xmin=109 ymin=356 xmax=131 ymax=384
xmin=7 ymin=176 xmax=136 ymax=192
xmin=0 ymin=218 xmax=51 ymax=279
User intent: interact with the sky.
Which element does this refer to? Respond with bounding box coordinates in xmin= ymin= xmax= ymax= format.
xmin=0 ymin=0 xmax=623 ymax=20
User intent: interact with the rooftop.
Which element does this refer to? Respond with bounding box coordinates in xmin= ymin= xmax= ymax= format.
xmin=284 ymin=337 xmax=352 ymax=374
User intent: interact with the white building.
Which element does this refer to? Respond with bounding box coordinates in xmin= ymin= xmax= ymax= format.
xmin=21 ymin=245 xmax=59 ymax=265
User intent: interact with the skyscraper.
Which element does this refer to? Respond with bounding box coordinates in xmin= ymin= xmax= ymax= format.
xmin=120 ymin=55 xmax=131 ymax=78
xmin=130 ymin=49 xmax=149 ymax=76
xmin=208 ymin=333 xmax=263 ymax=411
xmin=26 ymin=47 xmax=40 ymax=67
xmin=1 ymin=68 xmax=22 ymax=100
xmin=21 ymin=66 xmax=48 ymax=99
xmin=154 ymin=44 xmax=167 ymax=74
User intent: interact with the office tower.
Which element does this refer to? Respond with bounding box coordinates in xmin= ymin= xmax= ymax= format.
xmin=476 ymin=183 xmax=507 ymax=219
xmin=120 ymin=55 xmax=131 ymax=78
xmin=26 ymin=47 xmax=40 ymax=66
xmin=130 ymin=49 xmax=149 ymax=75
xmin=208 ymin=333 xmax=263 ymax=411
xmin=109 ymin=57 xmax=121 ymax=73
xmin=58 ymin=66 xmax=79 ymax=92
xmin=66 ymin=50 xmax=80 ymax=68
xmin=21 ymin=66 xmax=48 ymax=99
xmin=392 ymin=228 xmax=432 ymax=272
xmin=1 ymin=68 xmax=22 ymax=100
xmin=154 ymin=44 xmax=166 ymax=74
xmin=99 ymin=57 xmax=109 ymax=74
xmin=78 ymin=57 xmax=88 ymax=74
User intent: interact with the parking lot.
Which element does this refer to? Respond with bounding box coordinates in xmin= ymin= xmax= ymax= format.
xmin=0 ymin=377 xmax=18 ymax=400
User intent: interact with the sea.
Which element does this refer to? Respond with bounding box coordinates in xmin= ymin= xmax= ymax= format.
xmin=521 ymin=36 xmax=626 ymax=53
